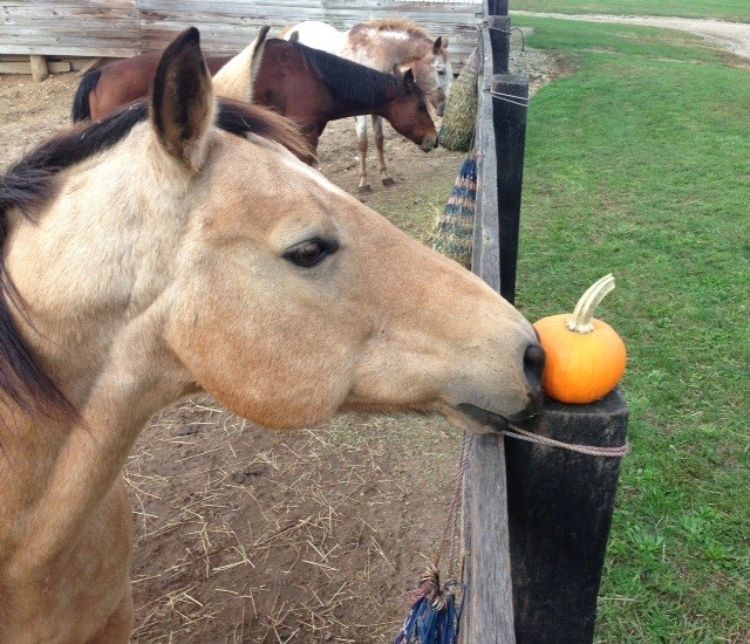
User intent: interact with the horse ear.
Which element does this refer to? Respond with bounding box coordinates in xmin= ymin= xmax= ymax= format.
xmin=151 ymin=27 xmax=215 ymax=172
xmin=403 ymin=68 xmax=415 ymax=85
xmin=248 ymin=25 xmax=270 ymax=102
xmin=289 ymin=29 xmax=300 ymax=43
xmin=432 ymin=36 xmax=444 ymax=54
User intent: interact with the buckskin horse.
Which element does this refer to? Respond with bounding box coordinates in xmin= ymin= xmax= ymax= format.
xmin=0 ymin=28 xmax=543 ymax=642
xmin=285 ymin=19 xmax=453 ymax=191
xmin=71 ymin=29 xmax=437 ymax=156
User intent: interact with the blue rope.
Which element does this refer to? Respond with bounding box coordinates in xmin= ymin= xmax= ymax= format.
xmin=394 ymin=585 xmax=463 ymax=644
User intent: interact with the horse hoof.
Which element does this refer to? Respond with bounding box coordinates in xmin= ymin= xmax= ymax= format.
xmin=358 ymin=184 xmax=372 ymax=194
xmin=381 ymin=178 xmax=396 ymax=187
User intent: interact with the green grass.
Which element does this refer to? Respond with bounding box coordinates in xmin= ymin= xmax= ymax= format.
xmin=511 ymin=0 xmax=750 ymax=22
xmin=507 ymin=17 xmax=749 ymax=641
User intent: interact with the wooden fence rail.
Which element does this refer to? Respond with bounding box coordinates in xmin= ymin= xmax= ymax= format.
xmin=464 ymin=0 xmax=629 ymax=642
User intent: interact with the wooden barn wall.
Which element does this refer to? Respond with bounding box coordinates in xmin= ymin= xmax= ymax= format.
xmin=139 ymin=0 xmax=482 ymax=66
xmin=2 ymin=0 xmax=481 ymax=66
xmin=0 ymin=1 xmax=141 ymax=58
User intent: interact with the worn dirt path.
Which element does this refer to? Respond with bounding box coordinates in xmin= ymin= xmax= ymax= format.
xmin=514 ymin=11 xmax=750 ymax=61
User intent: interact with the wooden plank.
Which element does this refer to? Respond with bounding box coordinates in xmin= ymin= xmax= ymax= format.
xmin=0 ymin=0 xmax=140 ymax=57
xmin=471 ymin=28 xmax=500 ymax=292
xmin=1 ymin=1 xmax=136 ymax=8
xmin=0 ymin=44 xmax=140 ymax=57
xmin=0 ymin=59 xmax=70 ymax=74
xmin=464 ymin=433 xmax=515 ymax=643
xmin=75 ymin=57 xmax=104 ymax=75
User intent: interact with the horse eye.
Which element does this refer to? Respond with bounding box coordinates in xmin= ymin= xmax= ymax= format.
xmin=284 ymin=238 xmax=338 ymax=268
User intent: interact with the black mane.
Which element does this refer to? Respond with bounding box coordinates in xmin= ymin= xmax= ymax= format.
xmin=288 ymin=40 xmax=421 ymax=108
xmin=0 ymin=98 xmax=308 ymax=422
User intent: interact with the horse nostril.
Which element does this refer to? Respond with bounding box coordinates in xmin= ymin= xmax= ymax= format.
xmin=524 ymin=343 xmax=545 ymax=392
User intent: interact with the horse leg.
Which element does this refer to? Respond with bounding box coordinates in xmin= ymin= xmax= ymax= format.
xmin=85 ymin=582 xmax=133 ymax=644
xmin=355 ymin=115 xmax=371 ymax=193
xmin=372 ymin=115 xmax=395 ymax=187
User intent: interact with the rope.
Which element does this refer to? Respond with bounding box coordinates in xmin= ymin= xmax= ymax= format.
xmin=432 ymin=432 xmax=473 ymax=576
xmin=486 ymin=89 xmax=530 ymax=108
xmin=401 ymin=418 xmax=629 ymax=634
xmin=417 ymin=416 xmax=629 ymax=619
xmin=431 ymin=420 xmax=629 ymax=575
xmin=504 ymin=423 xmax=631 ymax=457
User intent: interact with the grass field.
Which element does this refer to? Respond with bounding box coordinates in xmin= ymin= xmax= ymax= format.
xmin=511 ymin=0 xmax=750 ymax=22
xmin=504 ymin=17 xmax=750 ymax=641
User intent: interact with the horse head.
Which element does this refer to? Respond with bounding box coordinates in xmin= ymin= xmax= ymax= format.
xmin=400 ymin=36 xmax=453 ymax=115
xmin=383 ymin=66 xmax=438 ymax=152
xmin=6 ymin=27 xmax=542 ymax=438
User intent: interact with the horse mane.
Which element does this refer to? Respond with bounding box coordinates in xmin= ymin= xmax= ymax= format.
xmin=0 ymin=98 xmax=312 ymax=422
xmin=287 ymin=40 xmax=419 ymax=109
xmin=359 ymin=19 xmax=434 ymax=42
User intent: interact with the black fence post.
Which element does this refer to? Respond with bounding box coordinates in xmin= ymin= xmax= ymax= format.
xmin=506 ymin=390 xmax=629 ymax=642
xmin=491 ymin=73 xmax=528 ymax=305
xmin=487 ymin=15 xmax=511 ymax=74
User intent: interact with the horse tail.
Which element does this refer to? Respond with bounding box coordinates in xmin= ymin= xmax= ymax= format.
xmin=71 ymin=69 xmax=101 ymax=122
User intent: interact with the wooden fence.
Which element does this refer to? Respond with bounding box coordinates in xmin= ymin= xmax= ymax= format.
xmin=462 ymin=1 xmax=629 ymax=642
xmin=1 ymin=0 xmax=481 ymax=66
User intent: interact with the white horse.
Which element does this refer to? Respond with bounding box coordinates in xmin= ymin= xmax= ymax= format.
xmin=286 ymin=20 xmax=453 ymax=192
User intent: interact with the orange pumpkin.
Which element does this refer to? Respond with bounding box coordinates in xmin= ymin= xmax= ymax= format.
xmin=533 ymin=274 xmax=626 ymax=404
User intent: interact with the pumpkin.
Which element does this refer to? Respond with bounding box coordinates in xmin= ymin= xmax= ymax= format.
xmin=533 ymin=274 xmax=626 ymax=404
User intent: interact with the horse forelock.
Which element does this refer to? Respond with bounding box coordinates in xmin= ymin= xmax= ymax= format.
xmin=0 ymin=98 xmax=311 ymax=423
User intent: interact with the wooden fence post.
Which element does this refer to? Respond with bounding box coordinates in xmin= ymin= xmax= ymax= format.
xmin=29 ymin=55 xmax=48 ymax=82
xmin=506 ymin=390 xmax=629 ymax=642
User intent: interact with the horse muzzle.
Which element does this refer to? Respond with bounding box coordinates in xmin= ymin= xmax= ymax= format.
xmin=420 ymin=136 xmax=438 ymax=152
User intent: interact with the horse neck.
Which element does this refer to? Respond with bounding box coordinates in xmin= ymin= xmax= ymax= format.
xmin=0 ymin=317 xmax=190 ymax=571
xmin=0 ymin=139 xmax=194 ymax=570
xmin=213 ymin=37 xmax=262 ymax=101
xmin=324 ymin=84 xmax=395 ymax=121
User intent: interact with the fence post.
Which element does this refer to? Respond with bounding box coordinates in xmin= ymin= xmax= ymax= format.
xmin=491 ymin=73 xmax=528 ymax=305
xmin=469 ymin=4 xmax=629 ymax=643
xmin=506 ymin=390 xmax=629 ymax=642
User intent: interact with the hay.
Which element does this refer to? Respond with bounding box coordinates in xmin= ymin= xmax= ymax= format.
xmin=429 ymin=155 xmax=476 ymax=269
xmin=438 ymin=49 xmax=479 ymax=152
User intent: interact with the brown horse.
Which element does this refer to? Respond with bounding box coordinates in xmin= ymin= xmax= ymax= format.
xmin=72 ymin=33 xmax=437 ymax=154
xmin=0 ymin=28 xmax=542 ymax=642
xmin=287 ymin=19 xmax=453 ymax=190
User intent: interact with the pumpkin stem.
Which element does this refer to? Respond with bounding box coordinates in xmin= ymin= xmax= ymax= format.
xmin=567 ymin=274 xmax=616 ymax=334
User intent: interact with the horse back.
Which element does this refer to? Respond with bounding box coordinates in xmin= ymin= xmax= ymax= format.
xmin=85 ymin=52 xmax=230 ymax=122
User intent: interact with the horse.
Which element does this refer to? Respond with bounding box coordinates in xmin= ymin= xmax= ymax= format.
xmin=285 ymin=19 xmax=453 ymax=191
xmin=0 ymin=27 xmax=543 ymax=642
xmin=71 ymin=31 xmax=437 ymax=155
xmin=217 ymin=35 xmax=438 ymax=153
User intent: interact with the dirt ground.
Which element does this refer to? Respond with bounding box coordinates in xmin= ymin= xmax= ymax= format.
xmin=0 ymin=40 xmax=556 ymax=643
